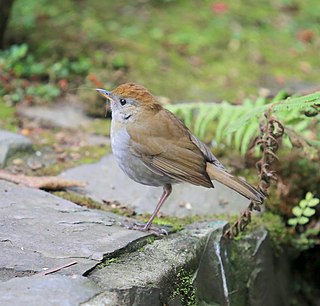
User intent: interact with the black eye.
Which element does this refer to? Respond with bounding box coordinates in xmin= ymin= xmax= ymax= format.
xmin=120 ymin=98 xmax=126 ymax=106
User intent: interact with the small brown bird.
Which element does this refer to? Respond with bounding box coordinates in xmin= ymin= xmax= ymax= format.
xmin=97 ymin=83 xmax=264 ymax=231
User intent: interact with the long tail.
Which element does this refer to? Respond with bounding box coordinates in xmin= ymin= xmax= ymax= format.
xmin=206 ymin=163 xmax=265 ymax=203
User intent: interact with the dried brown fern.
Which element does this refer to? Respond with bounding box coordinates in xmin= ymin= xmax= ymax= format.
xmin=224 ymin=105 xmax=284 ymax=239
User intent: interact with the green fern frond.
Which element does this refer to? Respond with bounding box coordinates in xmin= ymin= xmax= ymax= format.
xmin=227 ymin=91 xmax=320 ymax=133
xmin=166 ymin=91 xmax=320 ymax=156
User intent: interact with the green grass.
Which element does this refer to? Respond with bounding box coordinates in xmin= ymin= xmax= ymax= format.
xmin=7 ymin=0 xmax=320 ymax=102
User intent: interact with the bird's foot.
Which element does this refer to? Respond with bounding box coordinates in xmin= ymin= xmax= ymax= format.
xmin=121 ymin=221 xmax=168 ymax=237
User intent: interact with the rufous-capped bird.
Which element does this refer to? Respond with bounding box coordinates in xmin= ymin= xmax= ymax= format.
xmin=97 ymin=83 xmax=264 ymax=231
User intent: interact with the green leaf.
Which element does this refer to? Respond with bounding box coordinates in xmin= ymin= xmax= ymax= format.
xmin=308 ymin=198 xmax=320 ymax=207
xmin=215 ymin=105 xmax=233 ymax=143
xmin=303 ymin=207 xmax=316 ymax=217
xmin=194 ymin=104 xmax=210 ymax=136
xmin=197 ymin=107 xmax=220 ymax=139
xmin=305 ymin=192 xmax=313 ymax=201
xmin=292 ymin=206 xmax=303 ymax=217
xmin=240 ymin=122 xmax=260 ymax=155
xmin=298 ymin=216 xmax=309 ymax=225
xmin=226 ymin=91 xmax=320 ymax=134
xmin=299 ymin=200 xmax=307 ymax=209
xmin=288 ymin=218 xmax=298 ymax=226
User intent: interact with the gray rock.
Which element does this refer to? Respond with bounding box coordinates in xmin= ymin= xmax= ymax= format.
xmin=0 ymin=180 xmax=149 ymax=279
xmin=194 ymin=227 xmax=290 ymax=306
xmin=17 ymin=103 xmax=90 ymax=129
xmin=0 ymin=179 xmax=290 ymax=306
xmin=0 ymin=130 xmax=33 ymax=167
xmin=84 ymin=221 xmax=228 ymax=306
xmin=0 ymin=275 xmax=100 ymax=306
xmin=61 ymin=155 xmax=251 ymax=217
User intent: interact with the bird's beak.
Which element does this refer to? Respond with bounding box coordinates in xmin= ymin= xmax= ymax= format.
xmin=96 ymin=88 xmax=114 ymax=102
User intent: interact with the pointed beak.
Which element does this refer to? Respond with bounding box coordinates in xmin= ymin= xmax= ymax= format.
xmin=96 ymin=88 xmax=113 ymax=101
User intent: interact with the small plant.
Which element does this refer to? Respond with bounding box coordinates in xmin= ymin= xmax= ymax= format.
xmin=288 ymin=192 xmax=319 ymax=226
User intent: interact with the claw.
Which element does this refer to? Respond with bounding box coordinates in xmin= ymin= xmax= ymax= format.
xmin=120 ymin=221 xmax=169 ymax=237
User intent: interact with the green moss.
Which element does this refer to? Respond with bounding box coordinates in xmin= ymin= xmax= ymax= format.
xmin=52 ymin=191 xmax=103 ymax=209
xmin=100 ymin=258 xmax=120 ymax=267
xmin=0 ymin=99 xmax=18 ymax=132
xmin=77 ymin=145 xmax=111 ymax=164
xmin=171 ymin=269 xmax=197 ymax=306
xmin=33 ymin=143 xmax=110 ymax=176
xmin=245 ymin=211 xmax=289 ymax=251
xmin=52 ymin=191 xmax=135 ymax=217
xmin=35 ymin=163 xmax=67 ymax=176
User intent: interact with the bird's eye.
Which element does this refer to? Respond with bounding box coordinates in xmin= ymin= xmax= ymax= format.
xmin=120 ymin=98 xmax=126 ymax=106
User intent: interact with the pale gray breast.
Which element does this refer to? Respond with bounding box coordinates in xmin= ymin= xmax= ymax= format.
xmin=111 ymin=126 xmax=176 ymax=187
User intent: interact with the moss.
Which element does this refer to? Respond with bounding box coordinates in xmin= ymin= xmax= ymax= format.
xmin=148 ymin=215 xmax=201 ymax=233
xmin=35 ymin=163 xmax=67 ymax=176
xmin=100 ymin=258 xmax=120 ymax=267
xmin=52 ymin=191 xmax=104 ymax=209
xmin=77 ymin=145 xmax=111 ymax=164
xmin=0 ymin=99 xmax=18 ymax=132
xmin=33 ymin=144 xmax=111 ymax=176
xmin=52 ymin=191 xmax=136 ymax=218
xmin=245 ymin=211 xmax=290 ymax=251
xmin=171 ymin=269 xmax=197 ymax=306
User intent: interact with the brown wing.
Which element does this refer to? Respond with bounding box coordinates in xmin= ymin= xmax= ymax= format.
xmin=126 ymin=107 xmax=213 ymax=188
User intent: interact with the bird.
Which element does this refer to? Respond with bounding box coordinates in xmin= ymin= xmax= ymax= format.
xmin=96 ymin=83 xmax=265 ymax=232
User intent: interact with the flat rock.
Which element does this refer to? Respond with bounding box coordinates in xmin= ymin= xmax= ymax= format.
xmin=0 ymin=275 xmax=100 ymax=306
xmin=61 ymin=154 xmax=251 ymax=217
xmin=0 ymin=130 xmax=33 ymax=167
xmin=17 ymin=103 xmax=90 ymax=129
xmin=0 ymin=180 xmax=149 ymax=279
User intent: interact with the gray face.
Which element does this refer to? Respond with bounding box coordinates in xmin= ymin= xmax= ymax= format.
xmin=109 ymin=94 xmax=140 ymax=123
xmin=96 ymin=89 xmax=140 ymax=123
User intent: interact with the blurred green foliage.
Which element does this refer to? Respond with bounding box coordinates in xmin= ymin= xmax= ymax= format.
xmin=6 ymin=0 xmax=320 ymax=101
xmin=0 ymin=43 xmax=90 ymax=103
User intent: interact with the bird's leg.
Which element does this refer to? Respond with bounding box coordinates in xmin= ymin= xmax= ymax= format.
xmin=143 ymin=183 xmax=172 ymax=231
xmin=120 ymin=184 xmax=172 ymax=236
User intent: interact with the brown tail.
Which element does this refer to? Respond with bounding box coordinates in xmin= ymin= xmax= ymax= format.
xmin=206 ymin=163 xmax=265 ymax=203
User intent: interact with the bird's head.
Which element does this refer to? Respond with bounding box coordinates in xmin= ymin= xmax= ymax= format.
xmin=96 ymin=83 xmax=159 ymax=123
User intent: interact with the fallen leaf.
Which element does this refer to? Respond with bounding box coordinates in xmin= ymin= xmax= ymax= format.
xmin=0 ymin=170 xmax=85 ymax=190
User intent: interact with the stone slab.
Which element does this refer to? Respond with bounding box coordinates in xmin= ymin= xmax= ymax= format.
xmin=17 ymin=104 xmax=90 ymax=129
xmin=0 ymin=130 xmax=33 ymax=167
xmin=61 ymin=154 xmax=251 ymax=217
xmin=0 ymin=180 xmax=149 ymax=278
xmin=0 ymin=275 xmax=100 ymax=306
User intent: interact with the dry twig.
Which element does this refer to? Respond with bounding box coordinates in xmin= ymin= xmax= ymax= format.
xmin=36 ymin=261 xmax=78 ymax=276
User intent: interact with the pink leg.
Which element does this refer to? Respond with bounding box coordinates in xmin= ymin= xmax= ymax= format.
xmin=143 ymin=184 xmax=172 ymax=231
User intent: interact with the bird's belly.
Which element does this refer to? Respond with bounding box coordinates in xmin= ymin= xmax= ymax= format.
xmin=111 ymin=127 xmax=176 ymax=187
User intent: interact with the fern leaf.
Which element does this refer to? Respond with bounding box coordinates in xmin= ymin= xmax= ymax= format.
xmin=194 ymin=104 xmax=211 ymax=136
xmin=240 ymin=121 xmax=260 ymax=155
xmin=197 ymin=104 xmax=221 ymax=139
xmin=226 ymin=92 xmax=320 ymax=133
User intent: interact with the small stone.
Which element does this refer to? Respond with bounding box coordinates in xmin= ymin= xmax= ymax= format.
xmin=12 ymin=158 xmax=24 ymax=166
xmin=0 ymin=130 xmax=33 ymax=168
